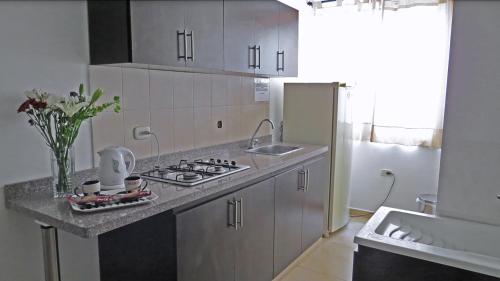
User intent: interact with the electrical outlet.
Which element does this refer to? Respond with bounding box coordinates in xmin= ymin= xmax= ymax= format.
xmin=380 ymin=169 xmax=394 ymax=176
xmin=133 ymin=126 xmax=151 ymax=140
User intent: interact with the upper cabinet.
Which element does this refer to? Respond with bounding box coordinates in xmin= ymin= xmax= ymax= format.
xmin=88 ymin=0 xmax=298 ymax=77
xmin=130 ymin=0 xmax=224 ymax=69
xmin=184 ymin=1 xmax=224 ymax=69
xmin=278 ymin=4 xmax=299 ymax=77
xmin=223 ymin=0 xmax=257 ymax=74
xmin=130 ymin=1 xmax=186 ymax=67
xmin=224 ymin=0 xmax=282 ymax=76
xmin=88 ymin=1 xmax=131 ymax=65
xmin=254 ymin=1 xmax=280 ymax=76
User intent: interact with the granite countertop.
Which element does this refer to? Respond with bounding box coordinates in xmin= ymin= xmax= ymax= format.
xmin=4 ymin=139 xmax=328 ymax=238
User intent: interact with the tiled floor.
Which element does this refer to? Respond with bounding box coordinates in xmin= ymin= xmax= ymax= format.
xmin=275 ymin=216 xmax=370 ymax=281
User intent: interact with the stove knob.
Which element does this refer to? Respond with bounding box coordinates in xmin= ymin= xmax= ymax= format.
xmin=231 ymin=161 xmax=236 ymax=166
xmin=216 ymin=159 xmax=222 ymax=163
xmin=223 ymin=160 xmax=229 ymax=164
xmin=210 ymin=158 xmax=214 ymax=162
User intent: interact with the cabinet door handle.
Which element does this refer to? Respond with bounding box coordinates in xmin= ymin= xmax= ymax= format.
xmin=237 ymin=197 xmax=243 ymax=228
xmin=248 ymin=45 xmax=257 ymax=69
xmin=228 ymin=199 xmax=238 ymax=230
xmin=298 ymin=170 xmax=306 ymax=191
xmin=256 ymin=45 xmax=261 ymax=69
xmin=177 ymin=30 xmax=186 ymax=60
xmin=277 ymin=51 xmax=285 ymax=71
xmin=186 ymin=30 xmax=194 ymax=61
xmin=248 ymin=46 xmax=253 ymax=68
xmin=305 ymin=169 xmax=310 ymax=191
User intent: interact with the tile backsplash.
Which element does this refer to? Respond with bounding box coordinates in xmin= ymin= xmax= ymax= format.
xmin=89 ymin=65 xmax=270 ymax=164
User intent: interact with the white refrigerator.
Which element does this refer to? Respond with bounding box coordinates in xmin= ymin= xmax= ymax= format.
xmin=283 ymin=82 xmax=353 ymax=233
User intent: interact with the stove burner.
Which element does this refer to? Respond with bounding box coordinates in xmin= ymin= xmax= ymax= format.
xmin=180 ymin=172 xmax=202 ymax=181
xmin=140 ymin=158 xmax=250 ymax=187
xmin=206 ymin=165 xmax=227 ymax=174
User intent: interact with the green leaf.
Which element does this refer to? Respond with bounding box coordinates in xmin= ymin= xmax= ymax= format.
xmin=79 ymin=83 xmax=84 ymax=96
xmin=90 ymin=88 xmax=103 ymax=105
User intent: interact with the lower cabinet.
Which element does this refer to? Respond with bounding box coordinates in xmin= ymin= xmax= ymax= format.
xmin=176 ymin=192 xmax=237 ymax=281
xmin=274 ymin=157 xmax=328 ymax=276
xmin=97 ymin=156 xmax=328 ymax=281
xmin=176 ymin=178 xmax=275 ymax=281
xmin=302 ymin=157 xmax=329 ymax=249
xmin=274 ymin=165 xmax=304 ymax=274
xmin=98 ymin=211 xmax=177 ymax=281
xmin=235 ymin=178 xmax=276 ymax=281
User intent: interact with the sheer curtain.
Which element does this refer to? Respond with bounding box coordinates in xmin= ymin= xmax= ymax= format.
xmin=352 ymin=2 xmax=452 ymax=148
xmin=298 ymin=1 xmax=451 ymax=148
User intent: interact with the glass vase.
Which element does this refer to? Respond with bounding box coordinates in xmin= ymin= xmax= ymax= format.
xmin=51 ymin=146 xmax=75 ymax=198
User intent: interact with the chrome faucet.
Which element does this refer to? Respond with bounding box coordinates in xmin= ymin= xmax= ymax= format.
xmin=249 ymin=119 xmax=275 ymax=149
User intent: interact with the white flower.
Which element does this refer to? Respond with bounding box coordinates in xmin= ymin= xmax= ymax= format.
xmin=46 ymin=95 xmax=65 ymax=107
xmin=54 ymin=101 xmax=88 ymax=117
xmin=25 ymin=89 xmax=38 ymax=100
xmin=25 ymin=89 xmax=51 ymax=102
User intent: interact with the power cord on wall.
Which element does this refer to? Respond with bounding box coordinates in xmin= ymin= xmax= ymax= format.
xmin=149 ymin=131 xmax=160 ymax=170
xmin=350 ymin=171 xmax=396 ymax=218
xmin=134 ymin=128 xmax=161 ymax=170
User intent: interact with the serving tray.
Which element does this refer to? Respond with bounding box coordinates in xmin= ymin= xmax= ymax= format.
xmin=68 ymin=189 xmax=158 ymax=213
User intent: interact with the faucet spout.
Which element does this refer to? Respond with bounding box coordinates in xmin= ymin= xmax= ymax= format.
xmin=249 ymin=119 xmax=275 ymax=149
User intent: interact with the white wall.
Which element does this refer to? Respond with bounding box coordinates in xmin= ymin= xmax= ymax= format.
xmin=0 ymin=2 xmax=92 ymax=280
xmin=438 ymin=1 xmax=500 ymax=225
xmin=350 ymin=142 xmax=441 ymax=212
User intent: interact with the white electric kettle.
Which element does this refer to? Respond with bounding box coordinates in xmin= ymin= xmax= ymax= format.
xmin=98 ymin=146 xmax=136 ymax=190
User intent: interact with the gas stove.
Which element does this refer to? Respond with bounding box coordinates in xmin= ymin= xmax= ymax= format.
xmin=140 ymin=159 xmax=250 ymax=187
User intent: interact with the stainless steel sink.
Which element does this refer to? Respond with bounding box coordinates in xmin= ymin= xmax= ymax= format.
xmin=245 ymin=144 xmax=302 ymax=156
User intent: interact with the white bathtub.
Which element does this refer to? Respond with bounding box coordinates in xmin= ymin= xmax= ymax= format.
xmin=354 ymin=207 xmax=500 ymax=278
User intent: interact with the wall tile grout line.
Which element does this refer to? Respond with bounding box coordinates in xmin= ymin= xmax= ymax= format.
xmin=90 ymin=66 xmax=270 ymax=160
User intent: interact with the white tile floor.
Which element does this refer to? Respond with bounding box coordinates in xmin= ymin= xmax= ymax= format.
xmin=275 ymin=216 xmax=370 ymax=281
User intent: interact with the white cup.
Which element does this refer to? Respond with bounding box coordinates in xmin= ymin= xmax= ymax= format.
xmin=124 ymin=176 xmax=148 ymax=192
xmin=75 ymin=180 xmax=101 ymax=196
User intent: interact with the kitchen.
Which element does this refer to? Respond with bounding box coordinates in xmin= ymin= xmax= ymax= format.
xmin=2 ymin=1 xmax=500 ymax=281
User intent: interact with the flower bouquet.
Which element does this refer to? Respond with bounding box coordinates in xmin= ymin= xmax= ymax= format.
xmin=17 ymin=84 xmax=120 ymax=198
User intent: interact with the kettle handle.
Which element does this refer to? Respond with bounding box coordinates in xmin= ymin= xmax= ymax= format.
xmin=120 ymin=147 xmax=136 ymax=175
